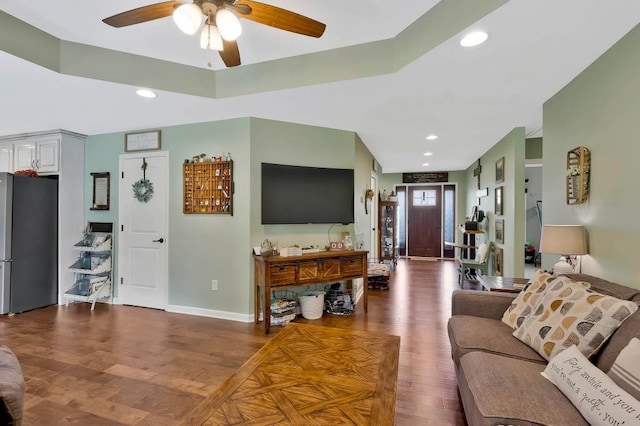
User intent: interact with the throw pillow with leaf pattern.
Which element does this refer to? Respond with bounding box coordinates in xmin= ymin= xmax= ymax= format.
xmin=513 ymin=276 xmax=638 ymax=361
xmin=501 ymin=269 xmax=556 ymax=329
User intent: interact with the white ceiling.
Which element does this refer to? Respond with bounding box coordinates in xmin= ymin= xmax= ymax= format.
xmin=0 ymin=0 xmax=639 ymax=172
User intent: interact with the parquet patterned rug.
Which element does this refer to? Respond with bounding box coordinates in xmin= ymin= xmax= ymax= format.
xmin=184 ymin=323 xmax=400 ymax=425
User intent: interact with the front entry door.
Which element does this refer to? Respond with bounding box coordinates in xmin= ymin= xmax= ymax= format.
xmin=118 ymin=152 xmax=169 ymax=309
xmin=407 ymin=186 xmax=442 ymax=257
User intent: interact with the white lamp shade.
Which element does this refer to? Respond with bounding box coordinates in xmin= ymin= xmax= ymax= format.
xmin=200 ymin=24 xmax=223 ymax=50
xmin=216 ymin=8 xmax=242 ymax=41
xmin=173 ymin=3 xmax=203 ymax=35
xmin=540 ymin=225 xmax=587 ymax=255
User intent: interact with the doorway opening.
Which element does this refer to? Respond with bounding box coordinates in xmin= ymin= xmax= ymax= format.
xmin=395 ymin=183 xmax=456 ymax=258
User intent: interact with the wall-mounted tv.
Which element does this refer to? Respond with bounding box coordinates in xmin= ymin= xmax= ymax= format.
xmin=261 ymin=163 xmax=354 ymax=225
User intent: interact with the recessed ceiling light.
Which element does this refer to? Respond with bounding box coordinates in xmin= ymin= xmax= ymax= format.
xmin=136 ymin=89 xmax=157 ymax=98
xmin=422 ymin=163 xmax=430 ymax=167
xmin=425 ymin=135 xmax=438 ymax=140
xmin=460 ymin=31 xmax=488 ymax=47
xmin=424 ymin=152 xmax=433 ymax=156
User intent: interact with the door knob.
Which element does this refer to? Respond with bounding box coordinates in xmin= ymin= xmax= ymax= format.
xmin=153 ymin=238 xmax=165 ymax=243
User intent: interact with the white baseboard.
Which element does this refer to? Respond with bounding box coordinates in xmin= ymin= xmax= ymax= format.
xmin=167 ymin=304 xmax=254 ymax=323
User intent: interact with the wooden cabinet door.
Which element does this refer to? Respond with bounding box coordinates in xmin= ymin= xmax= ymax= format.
xmin=320 ymin=259 xmax=341 ymax=280
xmin=298 ymin=262 xmax=319 ymax=282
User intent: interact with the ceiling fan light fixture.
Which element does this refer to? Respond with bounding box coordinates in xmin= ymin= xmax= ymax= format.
xmin=200 ymin=23 xmax=223 ymax=51
xmin=173 ymin=3 xmax=203 ymax=35
xmin=216 ymin=8 xmax=242 ymax=41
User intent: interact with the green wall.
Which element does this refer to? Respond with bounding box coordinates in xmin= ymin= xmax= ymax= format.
xmin=543 ymin=23 xmax=640 ymax=288
xmin=464 ymin=128 xmax=526 ymax=277
xmin=248 ymin=118 xmax=359 ymax=250
xmin=85 ymin=118 xmax=252 ymax=315
xmin=86 ymin=117 xmax=371 ymax=318
xmin=525 ymin=138 xmax=543 ymax=160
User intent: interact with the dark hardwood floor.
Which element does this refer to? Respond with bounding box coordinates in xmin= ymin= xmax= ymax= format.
xmin=0 ymin=258 xmax=465 ymax=425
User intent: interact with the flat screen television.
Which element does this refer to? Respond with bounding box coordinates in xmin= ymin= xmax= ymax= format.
xmin=261 ymin=163 xmax=355 ymax=224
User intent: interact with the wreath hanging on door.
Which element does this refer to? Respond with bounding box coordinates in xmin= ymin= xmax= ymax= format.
xmin=132 ymin=158 xmax=154 ymax=203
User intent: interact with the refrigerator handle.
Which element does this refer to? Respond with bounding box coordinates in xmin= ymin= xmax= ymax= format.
xmin=0 ymin=259 xmax=12 ymax=262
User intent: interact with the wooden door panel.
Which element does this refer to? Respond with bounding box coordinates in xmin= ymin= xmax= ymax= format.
xmin=321 ymin=259 xmax=341 ymax=279
xmin=298 ymin=262 xmax=319 ymax=282
xmin=407 ymin=186 xmax=442 ymax=257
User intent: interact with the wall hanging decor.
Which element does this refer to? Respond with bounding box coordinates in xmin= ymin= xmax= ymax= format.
xmin=494 ymin=186 xmax=504 ymax=216
xmin=125 ymin=130 xmax=161 ymax=152
xmin=495 ymin=156 xmax=505 ymax=184
xmin=183 ymin=158 xmax=233 ymax=214
xmin=90 ymin=172 xmax=110 ymax=210
xmin=566 ymin=146 xmax=590 ymax=205
xmin=132 ymin=158 xmax=154 ymax=203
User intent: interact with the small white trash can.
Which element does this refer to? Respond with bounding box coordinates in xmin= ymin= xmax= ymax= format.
xmin=298 ymin=291 xmax=325 ymax=320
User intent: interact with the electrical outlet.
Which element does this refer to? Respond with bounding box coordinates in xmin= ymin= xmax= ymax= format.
xmin=211 ymin=279 xmax=218 ymax=291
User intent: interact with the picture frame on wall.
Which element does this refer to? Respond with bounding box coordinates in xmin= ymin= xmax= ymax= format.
xmin=494 ymin=247 xmax=503 ymax=276
xmin=125 ymin=130 xmax=161 ymax=152
xmin=495 ymin=219 xmax=504 ymax=244
xmin=495 ymin=156 xmax=505 ymax=184
xmin=495 ymin=186 xmax=504 ymax=216
xmin=90 ymin=172 xmax=110 ymax=211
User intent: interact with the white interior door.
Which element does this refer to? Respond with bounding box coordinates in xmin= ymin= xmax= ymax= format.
xmin=370 ymin=173 xmax=378 ymax=260
xmin=118 ymin=152 xmax=169 ymax=309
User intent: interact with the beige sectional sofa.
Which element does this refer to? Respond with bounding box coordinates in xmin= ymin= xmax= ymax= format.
xmin=447 ymin=274 xmax=640 ymax=425
xmin=0 ymin=346 xmax=25 ymax=426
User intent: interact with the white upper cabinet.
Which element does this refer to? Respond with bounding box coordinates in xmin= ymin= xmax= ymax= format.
xmin=0 ymin=136 xmax=60 ymax=174
xmin=14 ymin=141 xmax=36 ymax=171
xmin=10 ymin=137 xmax=60 ymax=174
xmin=0 ymin=144 xmax=14 ymax=173
xmin=34 ymin=137 xmax=60 ymax=173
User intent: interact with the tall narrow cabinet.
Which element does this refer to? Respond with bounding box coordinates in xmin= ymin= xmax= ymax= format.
xmin=378 ymin=201 xmax=398 ymax=266
xmin=0 ymin=129 xmax=85 ymax=304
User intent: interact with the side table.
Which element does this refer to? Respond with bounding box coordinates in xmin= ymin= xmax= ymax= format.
xmin=477 ymin=276 xmax=529 ymax=293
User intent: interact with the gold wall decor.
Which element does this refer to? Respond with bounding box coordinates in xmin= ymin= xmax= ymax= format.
xmin=566 ymin=146 xmax=590 ymax=204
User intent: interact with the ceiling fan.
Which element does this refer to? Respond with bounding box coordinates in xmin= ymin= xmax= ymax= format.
xmin=102 ymin=1 xmax=326 ymax=68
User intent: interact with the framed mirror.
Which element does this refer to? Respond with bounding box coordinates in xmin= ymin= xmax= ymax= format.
xmin=90 ymin=172 xmax=110 ymax=210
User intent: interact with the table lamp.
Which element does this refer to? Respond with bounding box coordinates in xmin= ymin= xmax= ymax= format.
xmin=540 ymin=225 xmax=587 ymax=274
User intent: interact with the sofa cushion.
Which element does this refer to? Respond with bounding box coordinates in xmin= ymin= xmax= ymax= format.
xmin=448 ymin=315 xmax=545 ymax=366
xmin=501 ymin=269 xmax=555 ymax=329
xmin=607 ymin=337 xmax=640 ymax=401
xmin=457 ymin=352 xmax=588 ymax=426
xmin=0 ymin=346 xmax=25 ymax=425
xmin=541 ymin=345 xmax=640 ymax=426
xmin=513 ymin=277 xmax=638 ymax=361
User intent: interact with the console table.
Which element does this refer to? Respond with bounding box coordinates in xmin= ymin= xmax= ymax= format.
xmin=253 ymin=250 xmax=368 ymax=334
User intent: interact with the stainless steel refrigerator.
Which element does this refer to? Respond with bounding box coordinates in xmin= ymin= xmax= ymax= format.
xmin=0 ymin=173 xmax=58 ymax=314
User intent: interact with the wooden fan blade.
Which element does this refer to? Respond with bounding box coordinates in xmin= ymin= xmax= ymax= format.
xmin=219 ymin=40 xmax=241 ymax=67
xmin=103 ymin=1 xmax=184 ymax=28
xmin=233 ymin=1 xmax=326 ymax=38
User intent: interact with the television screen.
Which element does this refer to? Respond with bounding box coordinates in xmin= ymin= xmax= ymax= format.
xmin=261 ymin=163 xmax=355 ymax=224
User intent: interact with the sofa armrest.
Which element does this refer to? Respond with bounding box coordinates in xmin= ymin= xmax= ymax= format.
xmin=451 ymin=290 xmax=517 ymax=320
xmin=0 ymin=346 xmax=25 ymax=426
